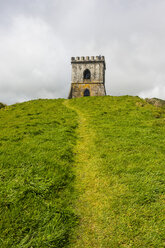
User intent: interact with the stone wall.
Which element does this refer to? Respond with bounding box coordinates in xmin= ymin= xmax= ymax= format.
xmin=69 ymin=56 xmax=106 ymax=98
xmin=69 ymin=83 xmax=106 ymax=98
xmin=72 ymin=62 xmax=105 ymax=84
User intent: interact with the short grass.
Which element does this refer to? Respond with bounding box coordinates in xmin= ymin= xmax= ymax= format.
xmin=0 ymin=99 xmax=78 ymax=247
xmin=69 ymin=96 xmax=165 ymax=247
xmin=65 ymin=100 xmax=112 ymax=247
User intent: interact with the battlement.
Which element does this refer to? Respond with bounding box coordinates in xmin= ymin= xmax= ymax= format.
xmin=71 ymin=56 xmax=105 ymax=62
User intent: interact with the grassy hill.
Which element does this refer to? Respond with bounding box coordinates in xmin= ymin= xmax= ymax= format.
xmin=0 ymin=96 xmax=164 ymax=247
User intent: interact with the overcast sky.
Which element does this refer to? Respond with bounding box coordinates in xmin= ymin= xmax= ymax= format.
xmin=0 ymin=0 xmax=165 ymax=104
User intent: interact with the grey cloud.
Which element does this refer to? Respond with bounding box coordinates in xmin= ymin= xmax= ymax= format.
xmin=0 ymin=0 xmax=165 ymax=104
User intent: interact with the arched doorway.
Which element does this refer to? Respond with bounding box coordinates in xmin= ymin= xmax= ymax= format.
xmin=84 ymin=88 xmax=90 ymax=97
xmin=83 ymin=69 xmax=91 ymax=80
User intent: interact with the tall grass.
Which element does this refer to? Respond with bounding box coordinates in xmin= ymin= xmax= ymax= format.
xmin=0 ymin=99 xmax=78 ymax=247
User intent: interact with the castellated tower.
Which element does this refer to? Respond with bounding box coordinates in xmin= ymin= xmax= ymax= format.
xmin=68 ymin=56 xmax=106 ymax=98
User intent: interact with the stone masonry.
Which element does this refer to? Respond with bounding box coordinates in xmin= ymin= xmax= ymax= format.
xmin=68 ymin=56 xmax=106 ymax=98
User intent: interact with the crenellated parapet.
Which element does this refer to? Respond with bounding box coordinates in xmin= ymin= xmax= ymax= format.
xmin=71 ymin=56 xmax=105 ymax=62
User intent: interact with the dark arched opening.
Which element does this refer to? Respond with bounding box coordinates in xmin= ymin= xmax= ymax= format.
xmin=83 ymin=69 xmax=91 ymax=80
xmin=84 ymin=88 xmax=90 ymax=97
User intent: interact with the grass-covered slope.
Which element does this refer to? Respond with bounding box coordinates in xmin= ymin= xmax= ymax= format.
xmin=0 ymin=99 xmax=78 ymax=247
xmin=0 ymin=96 xmax=164 ymax=248
xmin=69 ymin=96 xmax=165 ymax=247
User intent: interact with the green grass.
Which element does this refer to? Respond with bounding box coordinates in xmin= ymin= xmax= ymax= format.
xmin=69 ymin=96 xmax=165 ymax=247
xmin=0 ymin=96 xmax=164 ymax=247
xmin=0 ymin=102 xmax=6 ymax=109
xmin=0 ymin=99 xmax=78 ymax=247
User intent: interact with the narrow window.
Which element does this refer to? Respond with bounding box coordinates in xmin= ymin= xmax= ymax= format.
xmin=84 ymin=88 xmax=90 ymax=97
xmin=83 ymin=69 xmax=91 ymax=80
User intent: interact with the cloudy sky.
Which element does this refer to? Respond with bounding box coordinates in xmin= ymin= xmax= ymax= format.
xmin=0 ymin=0 xmax=165 ymax=104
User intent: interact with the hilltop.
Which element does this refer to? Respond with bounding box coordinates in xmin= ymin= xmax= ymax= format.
xmin=0 ymin=96 xmax=164 ymax=248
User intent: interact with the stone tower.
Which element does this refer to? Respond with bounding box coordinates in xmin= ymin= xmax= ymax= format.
xmin=68 ymin=56 xmax=106 ymax=98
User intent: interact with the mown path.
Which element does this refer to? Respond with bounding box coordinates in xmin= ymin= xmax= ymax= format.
xmin=64 ymin=100 xmax=111 ymax=248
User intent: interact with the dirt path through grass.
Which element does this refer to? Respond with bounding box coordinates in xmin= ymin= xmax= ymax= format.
xmin=64 ymin=100 xmax=111 ymax=248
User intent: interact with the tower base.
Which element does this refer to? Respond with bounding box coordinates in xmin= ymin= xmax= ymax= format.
xmin=68 ymin=83 xmax=106 ymax=99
